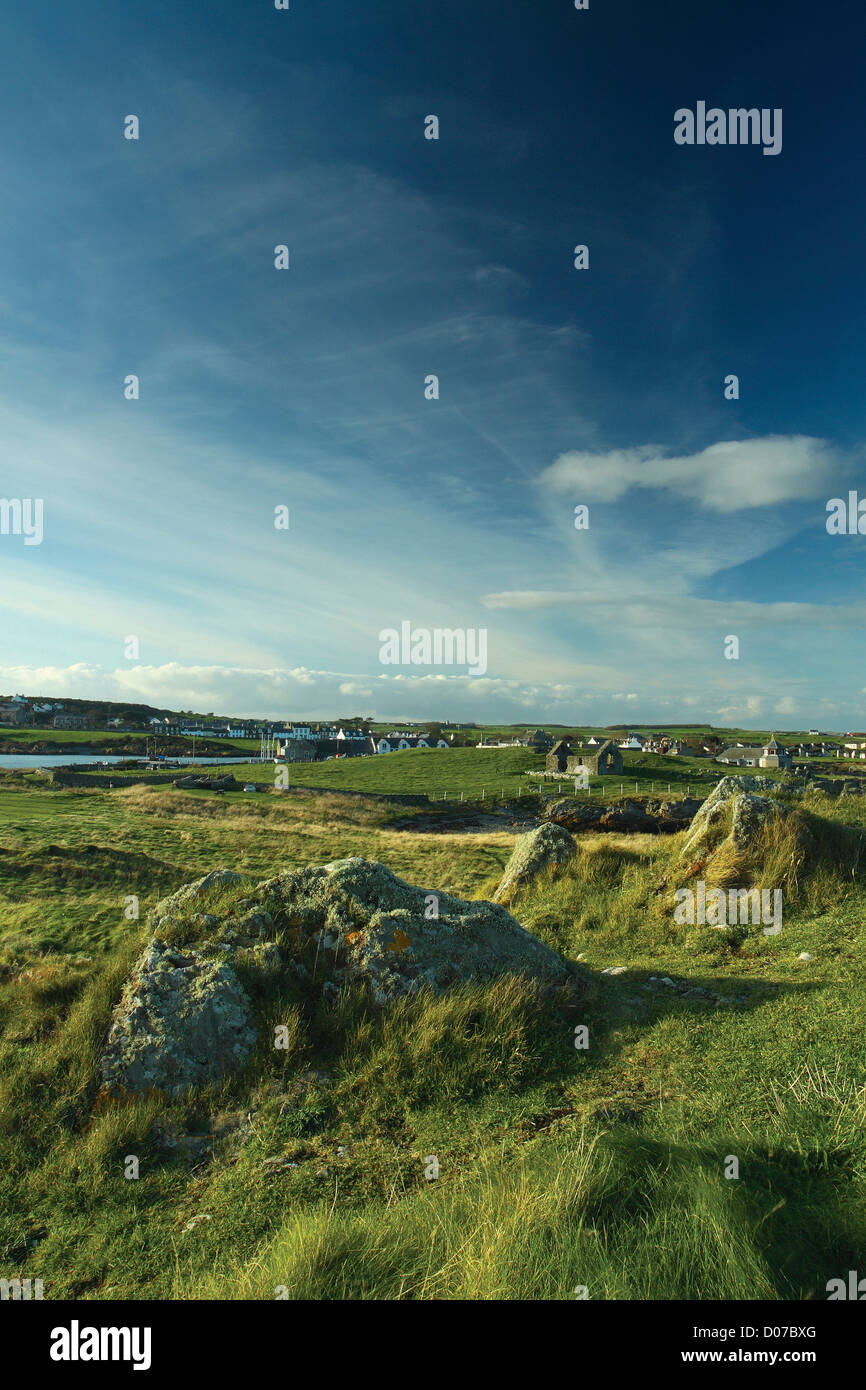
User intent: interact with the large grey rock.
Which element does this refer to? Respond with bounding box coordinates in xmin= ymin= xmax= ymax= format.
xmin=100 ymin=939 xmax=257 ymax=1097
xmin=547 ymin=796 xmax=702 ymax=836
xmin=729 ymin=791 xmax=780 ymax=845
xmin=809 ymin=777 xmax=863 ymax=797
xmin=102 ymin=859 xmax=578 ymax=1092
xmin=680 ymin=776 xmax=782 ymax=861
xmin=492 ymin=823 xmax=577 ymax=902
xmin=257 ymin=857 xmax=574 ymax=1001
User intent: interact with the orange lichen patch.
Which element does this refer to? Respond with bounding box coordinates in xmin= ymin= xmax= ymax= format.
xmin=386 ymin=928 xmax=412 ymax=954
xmin=346 ymin=930 xmax=364 ymax=946
xmin=683 ymin=856 xmax=709 ymax=879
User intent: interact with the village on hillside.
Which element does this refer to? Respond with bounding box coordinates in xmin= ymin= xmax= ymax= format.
xmin=3 ymin=692 xmax=866 ymax=773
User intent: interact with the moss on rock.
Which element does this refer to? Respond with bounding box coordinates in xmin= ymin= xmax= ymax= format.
xmin=100 ymin=939 xmax=258 ymax=1097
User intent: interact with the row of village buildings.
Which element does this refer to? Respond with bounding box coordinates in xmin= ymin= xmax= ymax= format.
xmin=482 ymin=729 xmax=858 ymax=768
xmin=139 ymin=718 xmax=451 ymax=757
xmin=4 ymin=693 xmax=866 ymax=767
xmin=0 ymin=698 xmax=452 ymax=750
xmin=542 ymin=735 xmax=796 ymax=777
xmin=0 ymin=700 xmax=451 ymax=758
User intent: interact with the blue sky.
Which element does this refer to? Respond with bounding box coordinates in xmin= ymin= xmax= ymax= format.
xmin=1 ymin=0 xmax=865 ymax=726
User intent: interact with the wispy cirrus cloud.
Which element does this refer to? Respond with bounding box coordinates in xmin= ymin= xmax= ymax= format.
xmin=480 ymin=591 xmax=866 ymax=627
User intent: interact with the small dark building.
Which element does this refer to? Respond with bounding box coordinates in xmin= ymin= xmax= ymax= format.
xmin=526 ymin=728 xmax=554 ymax=750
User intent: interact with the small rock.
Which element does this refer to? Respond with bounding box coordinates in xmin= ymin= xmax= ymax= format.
xmin=182 ymin=1213 xmax=212 ymax=1233
xmin=600 ymin=966 xmax=628 ymax=976
xmin=798 ymin=952 xmax=813 ymax=961
xmin=255 ymin=942 xmax=282 ymax=969
xmin=493 ymin=823 xmax=577 ymax=902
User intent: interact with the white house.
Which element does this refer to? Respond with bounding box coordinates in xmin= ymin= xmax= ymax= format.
xmin=375 ymin=737 xmax=411 ymax=753
xmin=759 ymin=737 xmax=792 ymax=770
xmin=718 ymin=743 xmax=763 ymax=767
xmin=375 ymin=735 xmax=449 ymax=754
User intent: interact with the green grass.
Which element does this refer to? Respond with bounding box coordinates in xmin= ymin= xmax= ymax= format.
xmin=55 ymin=743 xmax=792 ymax=806
xmin=0 ymin=776 xmax=863 ymax=1300
xmin=54 ymin=745 xmax=544 ymax=799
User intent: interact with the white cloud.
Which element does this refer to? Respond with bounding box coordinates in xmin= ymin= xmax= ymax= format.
xmin=0 ymin=660 xmax=855 ymax=729
xmin=0 ymin=662 xmax=658 ymax=723
xmin=715 ymin=696 xmax=766 ymax=722
xmin=538 ymin=436 xmax=841 ymax=512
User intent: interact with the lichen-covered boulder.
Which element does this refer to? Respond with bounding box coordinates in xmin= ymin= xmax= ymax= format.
xmin=149 ymin=870 xmax=253 ymax=937
xmin=257 ymin=857 xmax=574 ymax=1001
xmin=680 ymin=776 xmax=782 ymax=861
xmin=492 ymin=823 xmax=577 ymax=902
xmin=100 ymin=939 xmax=257 ymax=1097
xmin=101 ymin=858 xmax=579 ymax=1090
xmin=809 ymin=777 xmax=862 ymax=797
xmin=729 ymin=792 xmax=780 ymax=845
xmin=547 ymin=796 xmax=702 ymax=836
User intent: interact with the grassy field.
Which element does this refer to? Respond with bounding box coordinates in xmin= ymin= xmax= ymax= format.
xmin=0 ymin=770 xmax=863 ymax=1301
xmin=247 ymin=748 xmax=756 ymax=806
xmin=106 ymin=746 xmax=730 ymax=800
